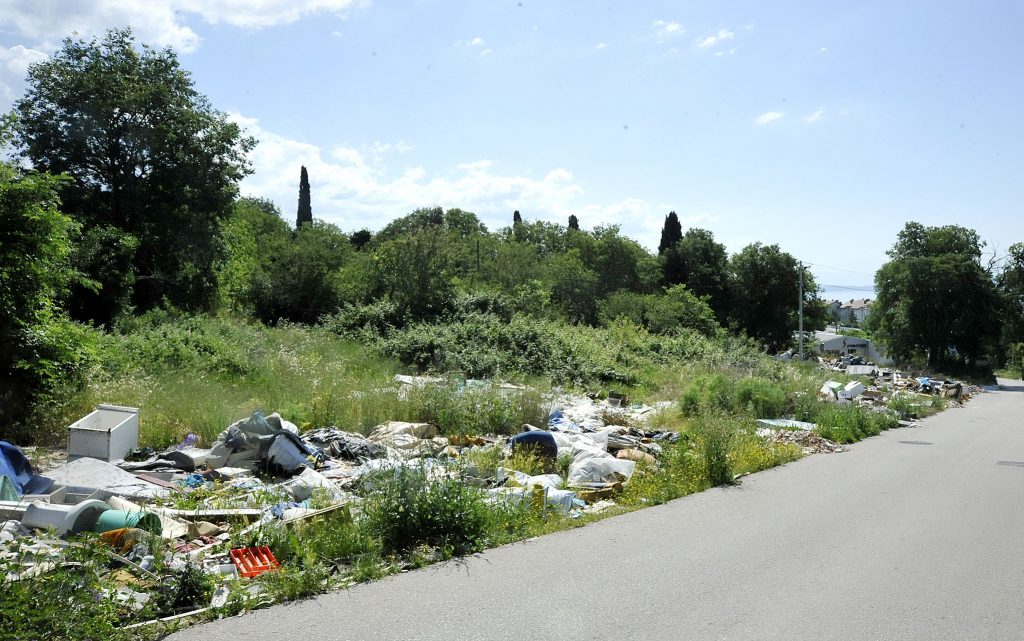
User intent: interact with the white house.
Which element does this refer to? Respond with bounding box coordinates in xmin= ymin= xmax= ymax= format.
xmin=837 ymin=298 xmax=872 ymax=324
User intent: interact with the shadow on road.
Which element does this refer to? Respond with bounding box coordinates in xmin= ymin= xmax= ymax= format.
xmin=997 ymin=383 xmax=1024 ymax=392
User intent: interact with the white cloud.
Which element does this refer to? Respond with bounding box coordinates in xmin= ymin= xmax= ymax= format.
xmin=652 ymin=19 xmax=684 ymax=41
xmin=696 ymin=29 xmax=735 ymax=49
xmin=803 ymin=109 xmax=825 ymax=123
xmin=465 ymin=36 xmax=485 ymax=46
xmin=159 ymin=0 xmax=366 ymax=29
xmin=365 ymin=140 xmax=413 ymax=156
xmin=0 ymin=1 xmax=366 ymax=54
xmin=479 ymin=48 xmax=493 ymax=57
xmin=0 ymin=45 xmax=50 ymax=75
xmin=229 ymin=113 xmax=675 ymax=247
xmin=595 ymin=42 xmax=607 ymax=50
xmin=714 ymin=47 xmax=737 ymax=58
xmin=755 ymin=111 xmax=785 ymax=125
xmin=0 ymin=44 xmax=49 ymax=103
xmin=818 ymin=47 xmax=829 ymax=54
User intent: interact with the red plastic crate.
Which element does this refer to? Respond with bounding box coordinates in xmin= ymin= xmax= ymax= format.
xmin=230 ymin=546 xmax=280 ymax=578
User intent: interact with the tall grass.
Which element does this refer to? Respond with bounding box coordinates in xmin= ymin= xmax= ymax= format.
xmin=34 ymin=315 xmax=549 ymax=447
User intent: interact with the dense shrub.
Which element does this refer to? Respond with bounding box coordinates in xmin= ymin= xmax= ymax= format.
xmin=815 ymin=404 xmax=899 ymax=443
xmin=689 ymin=413 xmax=737 ymax=486
xmin=734 ymin=377 xmax=787 ymax=418
xmin=680 ymin=375 xmax=786 ymax=418
xmin=325 ymin=308 xmax=772 ymax=389
xmin=407 ymin=382 xmax=550 ymax=436
xmin=364 ymin=466 xmax=491 ymax=555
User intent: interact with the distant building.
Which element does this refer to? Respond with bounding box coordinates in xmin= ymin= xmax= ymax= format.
xmin=814 ymin=331 xmax=891 ymax=364
xmin=825 ymin=299 xmax=842 ymax=322
xmin=837 ymin=298 xmax=872 ymax=324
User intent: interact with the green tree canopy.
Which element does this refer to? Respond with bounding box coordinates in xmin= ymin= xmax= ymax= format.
xmin=658 ymin=211 xmax=682 ymax=255
xmin=296 ymin=165 xmax=312 ymax=227
xmin=870 ymin=222 xmax=999 ymax=367
xmin=374 ymin=207 xmax=487 ymax=245
xmin=0 ymin=146 xmax=93 ymax=434
xmin=673 ymin=228 xmax=732 ymax=321
xmin=729 ymin=242 xmax=823 ymax=351
xmin=13 ymin=27 xmax=254 ymax=319
xmin=997 ymin=243 xmax=1024 ymax=359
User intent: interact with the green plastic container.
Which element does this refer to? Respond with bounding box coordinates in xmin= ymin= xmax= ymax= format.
xmin=93 ymin=509 xmax=162 ymax=536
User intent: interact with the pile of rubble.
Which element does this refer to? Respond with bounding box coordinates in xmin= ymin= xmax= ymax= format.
xmin=817 ymin=363 xmax=983 ymax=414
xmin=764 ymin=428 xmax=847 ymax=454
xmin=0 ymin=383 xmax=681 ymax=623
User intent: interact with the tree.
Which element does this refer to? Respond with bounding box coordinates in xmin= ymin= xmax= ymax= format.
xmin=871 ymin=223 xmax=1000 ymax=367
xmin=1006 ymin=342 xmax=1024 ymax=380
xmin=513 ymin=210 xmax=522 ymax=225
xmin=374 ymin=227 xmax=457 ymax=320
xmin=658 ymin=211 xmax=685 ymax=286
xmin=674 ymin=228 xmax=732 ymax=321
xmin=218 ymin=197 xmax=291 ymax=313
xmin=568 ymin=214 xmax=579 ymax=230
xmin=350 ymin=229 xmax=373 ymax=250
xmin=0 ymin=150 xmax=93 ymax=435
xmin=13 ymin=28 xmax=254 ymax=317
xmin=644 ymin=285 xmax=719 ymax=336
xmin=587 ymin=225 xmax=660 ymax=296
xmin=296 ymin=165 xmax=312 ymax=227
xmin=375 ymin=207 xmax=485 ymax=244
xmin=544 ymin=250 xmax=600 ymax=324
xmin=996 ymin=243 xmax=1024 ymax=363
xmin=246 ymin=221 xmax=357 ymax=324
xmin=729 ymin=243 xmax=823 ymax=351
xmin=658 ymin=211 xmax=682 ymax=254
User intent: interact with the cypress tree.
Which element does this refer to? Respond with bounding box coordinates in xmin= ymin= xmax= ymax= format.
xmin=513 ymin=210 xmax=522 ymax=224
xmin=658 ymin=211 xmax=682 ymax=255
xmin=296 ymin=165 xmax=312 ymax=227
xmin=568 ymin=214 xmax=579 ymax=230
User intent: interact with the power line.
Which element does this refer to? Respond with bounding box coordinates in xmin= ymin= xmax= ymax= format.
xmin=819 ymin=284 xmax=875 ymax=291
xmin=804 ymin=261 xmax=876 ymax=277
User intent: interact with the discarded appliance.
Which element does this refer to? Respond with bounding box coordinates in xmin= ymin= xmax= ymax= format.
xmin=845 ymin=365 xmax=878 ymax=377
xmin=68 ymin=404 xmax=140 ymax=462
xmin=819 ymin=381 xmax=843 ymax=401
xmin=838 ymin=381 xmax=865 ymax=401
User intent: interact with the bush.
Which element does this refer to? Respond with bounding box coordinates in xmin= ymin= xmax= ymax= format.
xmin=689 ymin=413 xmax=737 ymax=486
xmin=0 ymin=542 xmax=133 ymax=639
xmin=815 ymin=404 xmax=898 ymax=443
xmin=680 ymin=375 xmax=787 ymax=419
xmin=734 ymin=377 xmax=787 ymax=418
xmin=363 ymin=466 xmax=491 ymax=556
xmin=407 ymin=382 xmax=549 ymax=436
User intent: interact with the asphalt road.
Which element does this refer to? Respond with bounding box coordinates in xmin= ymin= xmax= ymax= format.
xmin=169 ymin=380 xmax=1024 ymax=641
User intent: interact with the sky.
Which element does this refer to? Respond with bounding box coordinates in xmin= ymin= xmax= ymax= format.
xmin=1 ymin=0 xmax=1023 ymax=298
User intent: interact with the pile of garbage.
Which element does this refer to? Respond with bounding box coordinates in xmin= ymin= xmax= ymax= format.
xmin=817 ymin=366 xmax=983 ymax=414
xmin=0 ymin=385 xmax=685 ymax=623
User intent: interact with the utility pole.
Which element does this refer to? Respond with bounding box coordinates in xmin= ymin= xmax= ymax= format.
xmin=798 ymin=260 xmax=805 ymax=361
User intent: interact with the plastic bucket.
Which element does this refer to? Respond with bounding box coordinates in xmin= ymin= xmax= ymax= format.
xmin=93 ymin=509 xmax=162 ymax=536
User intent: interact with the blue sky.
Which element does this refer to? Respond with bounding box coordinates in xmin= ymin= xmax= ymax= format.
xmin=1 ymin=1 xmax=1022 ymax=297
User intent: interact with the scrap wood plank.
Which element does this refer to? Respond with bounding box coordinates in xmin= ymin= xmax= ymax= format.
xmin=165 ymin=508 xmax=261 ymax=521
